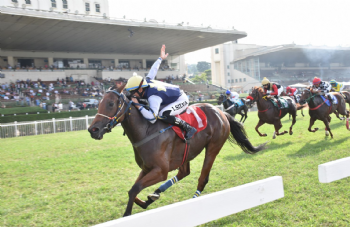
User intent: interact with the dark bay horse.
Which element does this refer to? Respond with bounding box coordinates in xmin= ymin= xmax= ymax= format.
xmin=280 ymin=91 xmax=306 ymax=119
xmin=299 ymin=89 xmax=350 ymax=138
xmin=88 ymin=84 xmax=266 ymax=217
xmin=217 ymin=94 xmax=249 ymax=123
xmin=249 ymin=86 xmax=297 ymax=139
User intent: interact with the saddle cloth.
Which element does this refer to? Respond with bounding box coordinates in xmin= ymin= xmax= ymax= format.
xmin=237 ymin=99 xmax=245 ymax=107
xmin=172 ymin=106 xmax=207 ymax=140
xmin=321 ymin=94 xmax=338 ymax=106
xmin=270 ymin=97 xmax=289 ymax=109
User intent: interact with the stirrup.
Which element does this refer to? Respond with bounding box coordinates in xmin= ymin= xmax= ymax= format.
xmin=185 ymin=127 xmax=197 ymax=140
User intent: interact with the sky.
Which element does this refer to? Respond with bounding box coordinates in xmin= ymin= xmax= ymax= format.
xmin=109 ymin=0 xmax=350 ymax=64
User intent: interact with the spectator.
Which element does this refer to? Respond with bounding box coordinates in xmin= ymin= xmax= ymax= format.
xmin=25 ymin=96 xmax=30 ymax=106
xmin=58 ymin=102 xmax=63 ymax=110
xmin=69 ymin=100 xmax=74 ymax=110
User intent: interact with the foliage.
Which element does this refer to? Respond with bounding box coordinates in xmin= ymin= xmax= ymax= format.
xmin=0 ymin=109 xmax=98 ymax=123
xmin=0 ymin=107 xmax=47 ymax=115
xmin=187 ymin=64 xmax=198 ymax=75
xmin=1 ymin=112 xmax=350 ymax=226
xmin=197 ymin=61 xmax=211 ymax=73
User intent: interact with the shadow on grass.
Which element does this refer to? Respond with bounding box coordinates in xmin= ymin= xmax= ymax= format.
xmin=222 ymin=141 xmax=291 ymax=162
xmin=287 ymin=137 xmax=348 ymax=158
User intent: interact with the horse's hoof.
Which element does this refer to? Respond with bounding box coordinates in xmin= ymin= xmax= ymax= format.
xmin=314 ymin=128 xmax=319 ymax=132
xmin=325 ymin=131 xmax=329 ymax=136
xmin=290 ymin=131 xmax=293 ymax=135
xmin=148 ymin=193 xmax=160 ymax=201
xmin=272 ymin=132 xmax=276 ymax=139
xmin=262 ymin=133 xmax=267 ymax=137
xmin=283 ymin=130 xmax=288 ymax=133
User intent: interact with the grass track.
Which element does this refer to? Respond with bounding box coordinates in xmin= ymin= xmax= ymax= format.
xmin=1 ymin=111 xmax=349 ymax=226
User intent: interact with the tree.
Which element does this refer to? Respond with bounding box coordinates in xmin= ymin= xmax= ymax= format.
xmin=204 ymin=69 xmax=211 ymax=81
xmin=187 ymin=64 xmax=198 ymax=75
xmin=197 ymin=61 xmax=211 ymax=73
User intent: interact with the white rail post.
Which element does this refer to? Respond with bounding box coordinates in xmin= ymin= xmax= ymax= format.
xmin=319 ymin=157 xmax=350 ymax=183
xmin=86 ymin=115 xmax=89 ymax=129
xmin=70 ymin=117 xmax=73 ymax=131
xmin=41 ymin=121 xmax=43 ymax=134
xmin=14 ymin=121 xmax=18 ymax=137
xmin=34 ymin=121 xmax=37 ymax=135
xmin=93 ymin=176 xmax=284 ymax=227
xmin=52 ymin=118 xmax=56 ymax=133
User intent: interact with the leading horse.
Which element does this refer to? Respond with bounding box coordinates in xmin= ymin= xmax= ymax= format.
xmin=299 ymin=89 xmax=350 ymax=138
xmin=88 ymin=84 xmax=266 ymax=217
xmin=217 ymin=94 xmax=249 ymax=123
xmin=249 ymin=86 xmax=297 ymax=139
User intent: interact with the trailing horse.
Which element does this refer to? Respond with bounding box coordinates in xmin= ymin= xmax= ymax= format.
xmin=248 ymin=86 xmax=297 ymax=139
xmin=88 ymin=84 xmax=266 ymax=217
xmin=217 ymin=94 xmax=249 ymax=123
xmin=299 ymin=89 xmax=350 ymax=138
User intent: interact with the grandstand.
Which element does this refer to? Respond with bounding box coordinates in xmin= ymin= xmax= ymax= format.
xmin=211 ymin=43 xmax=350 ymax=91
xmin=0 ymin=0 xmax=246 ymax=109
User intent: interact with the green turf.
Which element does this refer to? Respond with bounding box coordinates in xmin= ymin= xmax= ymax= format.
xmin=0 ymin=111 xmax=349 ymax=226
xmin=0 ymin=107 xmax=47 ymax=115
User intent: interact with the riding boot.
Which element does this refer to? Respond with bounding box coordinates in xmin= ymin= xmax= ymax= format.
xmin=275 ymin=96 xmax=282 ymax=109
xmin=235 ymin=103 xmax=238 ymax=113
xmin=327 ymin=94 xmax=333 ymax=105
xmin=160 ymin=115 xmax=197 ymax=140
xmin=175 ymin=117 xmax=197 ymax=140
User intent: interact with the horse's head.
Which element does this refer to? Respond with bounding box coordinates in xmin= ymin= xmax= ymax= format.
xmin=217 ymin=94 xmax=226 ymax=105
xmin=299 ymin=88 xmax=312 ymax=105
xmin=249 ymin=86 xmax=264 ymax=102
xmin=88 ymin=83 xmax=129 ymax=140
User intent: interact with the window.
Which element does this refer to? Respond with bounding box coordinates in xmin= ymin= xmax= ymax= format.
xmin=25 ymin=0 xmax=31 ymax=4
xmin=228 ymin=80 xmax=230 ymax=83
xmin=239 ymin=78 xmax=242 ymax=82
xmin=12 ymin=0 xmax=18 ymax=3
xmin=244 ymin=78 xmax=246 ymax=82
xmin=215 ymin=48 xmax=219 ymax=54
xmin=227 ymin=65 xmax=229 ymax=69
xmin=51 ymin=0 xmax=56 ymax=8
xmin=235 ymin=79 xmax=238 ymax=83
xmin=62 ymin=0 xmax=68 ymax=9
xmin=227 ymin=72 xmax=230 ymax=76
xmin=85 ymin=3 xmax=90 ymax=11
xmin=95 ymin=4 xmax=100 ymax=12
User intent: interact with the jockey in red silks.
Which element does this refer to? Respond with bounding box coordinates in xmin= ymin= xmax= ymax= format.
xmin=286 ymin=86 xmax=298 ymax=102
xmin=261 ymin=77 xmax=284 ymax=109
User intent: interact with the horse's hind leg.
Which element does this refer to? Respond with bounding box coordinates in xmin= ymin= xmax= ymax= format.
xmin=273 ymin=120 xmax=287 ymax=139
xmin=193 ymin=144 xmax=222 ymax=198
xmin=242 ymin=107 xmax=248 ymax=123
xmin=124 ymin=168 xmax=167 ymax=216
xmin=308 ymin=117 xmax=319 ymax=133
xmin=289 ymin=107 xmax=297 ymax=135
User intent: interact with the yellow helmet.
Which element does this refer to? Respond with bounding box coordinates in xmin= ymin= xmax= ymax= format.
xmin=261 ymin=77 xmax=270 ymax=85
xmin=125 ymin=73 xmax=148 ymax=91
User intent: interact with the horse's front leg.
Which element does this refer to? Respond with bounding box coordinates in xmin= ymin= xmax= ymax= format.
xmin=124 ymin=167 xmax=167 ymax=217
xmin=255 ymin=119 xmax=267 ymax=137
xmin=273 ymin=120 xmax=287 ymax=139
xmin=323 ymin=118 xmax=333 ymax=138
xmin=308 ymin=117 xmax=318 ymax=132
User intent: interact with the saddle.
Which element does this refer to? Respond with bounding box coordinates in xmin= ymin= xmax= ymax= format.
xmin=172 ymin=106 xmax=207 ymax=140
xmin=320 ymin=95 xmax=338 ymax=106
xmin=268 ymin=97 xmax=289 ymax=109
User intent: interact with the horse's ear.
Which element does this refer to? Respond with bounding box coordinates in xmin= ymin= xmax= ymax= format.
xmin=117 ymin=82 xmax=126 ymax=93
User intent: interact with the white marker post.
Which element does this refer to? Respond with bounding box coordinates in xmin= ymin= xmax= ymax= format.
xmin=318 ymin=157 xmax=350 ymax=183
xmin=93 ymin=176 xmax=284 ymax=227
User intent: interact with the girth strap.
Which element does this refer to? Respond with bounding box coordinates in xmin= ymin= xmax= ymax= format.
xmin=133 ymin=126 xmax=173 ymax=148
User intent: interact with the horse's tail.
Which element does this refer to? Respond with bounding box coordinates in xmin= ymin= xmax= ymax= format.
xmin=224 ymin=112 xmax=267 ymax=154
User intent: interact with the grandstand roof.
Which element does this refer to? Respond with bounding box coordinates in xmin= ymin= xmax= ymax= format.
xmin=233 ymin=44 xmax=350 ymax=63
xmin=0 ymin=7 xmax=247 ymax=55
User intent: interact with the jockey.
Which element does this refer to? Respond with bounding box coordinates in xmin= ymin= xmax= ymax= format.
xmin=286 ymin=86 xmax=298 ymax=102
xmin=226 ymin=90 xmax=240 ymax=109
xmin=329 ymin=79 xmax=344 ymax=92
xmin=125 ymin=45 xmax=197 ymax=140
xmin=311 ymin=77 xmax=333 ymax=104
xmin=261 ymin=77 xmax=284 ymax=108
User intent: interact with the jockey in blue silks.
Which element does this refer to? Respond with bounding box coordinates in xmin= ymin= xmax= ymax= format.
xmin=125 ymin=45 xmax=197 ymax=140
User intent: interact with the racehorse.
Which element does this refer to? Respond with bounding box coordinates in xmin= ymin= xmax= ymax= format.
xmin=88 ymin=84 xmax=266 ymax=217
xmin=280 ymin=91 xmax=306 ymax=119
xmin=299 ymin=88 xmax=350 ymax=138
xmin=217 ymin=94 xmax=249 ymax=123
xmin=249 ymin=86 xmax=297 ymax=139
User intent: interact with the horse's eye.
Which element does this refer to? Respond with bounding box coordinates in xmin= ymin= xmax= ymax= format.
xmin=109 ymin=102 xmax=114 ymax=107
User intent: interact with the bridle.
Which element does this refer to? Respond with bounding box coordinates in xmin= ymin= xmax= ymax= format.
xmin=96 ymin=89 xmax=133 ymax=132
xmin=300 ymin=89 xmax=315 ymax=104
